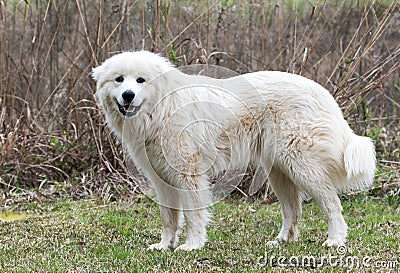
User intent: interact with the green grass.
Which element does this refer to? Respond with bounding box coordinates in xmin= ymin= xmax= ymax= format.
xmin=0 ymin=195 xmax=399 ymax=272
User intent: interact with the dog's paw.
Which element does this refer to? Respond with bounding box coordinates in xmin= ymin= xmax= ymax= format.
xmin=174 ymin=243 xmax=203 ymax=252
xmin=266 ymin=240 xmax=282 ymax=247
xmin=267 ymin=235 xmax=287 ymax=247
xmin=147 ymin=242 xmax=170 ymax=251
xmin=322 ymin=238 xmax=345 ymax=247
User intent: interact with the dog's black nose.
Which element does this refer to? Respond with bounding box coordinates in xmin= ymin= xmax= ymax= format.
xmin=122 ymin=90 xmax=135 ymax=103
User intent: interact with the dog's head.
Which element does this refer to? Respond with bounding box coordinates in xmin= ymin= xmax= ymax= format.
xmin=92 ymin=51 xmax=174 ymax=119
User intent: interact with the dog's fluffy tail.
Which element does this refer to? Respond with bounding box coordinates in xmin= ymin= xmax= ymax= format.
xmin=343 ymin=134 xmax=376 ymax=190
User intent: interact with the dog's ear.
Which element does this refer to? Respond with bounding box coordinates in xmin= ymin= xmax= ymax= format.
xmin=92 ymin=65 xmax=103 ymax=82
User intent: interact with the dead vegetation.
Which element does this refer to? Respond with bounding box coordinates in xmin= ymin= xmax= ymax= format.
xmin=0 ymin=0 xmax=399 ymax=203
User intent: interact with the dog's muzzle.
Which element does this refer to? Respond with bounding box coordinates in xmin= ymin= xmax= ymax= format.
xmin=116 ymin=90 xmax=142 ymax=118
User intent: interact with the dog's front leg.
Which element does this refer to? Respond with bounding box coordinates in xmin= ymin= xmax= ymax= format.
xmin=148 ymin=181 xmax=181 ymax=250
xmin=174 ymin=207 xmax=209 ymax=251
xmin=175 ymin=175 xmax=212 ymax=251
xmin=148 ymin=205 xmax=180 ymax=250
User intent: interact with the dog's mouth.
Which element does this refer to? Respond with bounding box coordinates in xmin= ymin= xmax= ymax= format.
xmin=116 ymin=100 xmax=142 ymax=118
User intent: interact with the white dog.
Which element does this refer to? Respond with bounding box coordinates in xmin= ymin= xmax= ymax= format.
xmin=92 ymin=51 xmax=376 ymax=251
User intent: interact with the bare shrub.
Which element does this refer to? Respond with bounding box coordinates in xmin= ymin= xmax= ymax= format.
xmin=0 ymin=0 xmax=398 ymax=200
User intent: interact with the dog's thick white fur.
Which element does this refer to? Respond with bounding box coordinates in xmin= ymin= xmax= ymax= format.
xmin=93 ymin=51 xmax=376 ymax=251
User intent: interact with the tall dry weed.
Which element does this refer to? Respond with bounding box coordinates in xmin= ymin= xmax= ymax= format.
xmin=0 ymin=0 xmax=398 ymax=199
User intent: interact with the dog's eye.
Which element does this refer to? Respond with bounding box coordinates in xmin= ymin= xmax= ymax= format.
xmin=115 ymin=76 xmax=124 ymax=83
xmin=136 ymin=77 xmax=145 ymax=84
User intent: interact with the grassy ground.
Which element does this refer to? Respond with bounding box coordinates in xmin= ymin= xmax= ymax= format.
xmin=0 ymin=195 xmax=399 ymax=272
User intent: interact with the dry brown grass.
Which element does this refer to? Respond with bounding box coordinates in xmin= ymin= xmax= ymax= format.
xmin=0 ymin=0 xmax=399 ymax=202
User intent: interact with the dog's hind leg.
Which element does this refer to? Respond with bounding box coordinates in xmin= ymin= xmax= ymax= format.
xmin=276 ymin=153 xmax=347 ymax=247
xmin=305 ymin=185 xmax=347 ymax=247
xmin=267 ymin=166 xmax=302 ymax=246
xmin=175 ymin=175 xmax=212 ymax=251
xmin=148 ymin=181 xmax=181 ymax=250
